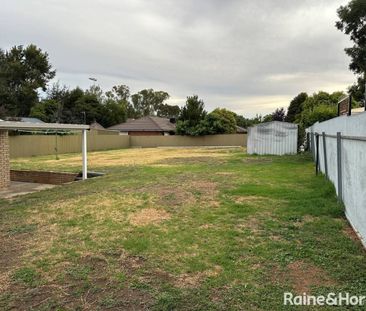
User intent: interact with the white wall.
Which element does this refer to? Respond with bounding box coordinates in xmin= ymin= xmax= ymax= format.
xmin=307 ymin=112 xmax=366 ymax=247
xmin=247 ymin=121 xmax=298 ymax=155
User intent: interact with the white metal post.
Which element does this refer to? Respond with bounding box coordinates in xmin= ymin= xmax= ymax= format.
xmin=82 ymin=129 xmax=88 ymax=180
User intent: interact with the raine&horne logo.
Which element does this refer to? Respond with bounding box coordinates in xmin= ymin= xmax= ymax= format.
xmin=283 ymin=292 xmax=366 ymax=306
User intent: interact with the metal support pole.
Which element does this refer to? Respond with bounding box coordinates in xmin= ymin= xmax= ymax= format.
xmin=336 ymin=132 xmax=342 ymax=202
xmin=82 ymin=129 xmax=88 ymax=180
xmin=315 ymin=133 xmax=319 ymax=175
xmin=311 ymin=132 xmax=315 ymax=159
xmin=322 ymin=132 xmax=328 ymax=179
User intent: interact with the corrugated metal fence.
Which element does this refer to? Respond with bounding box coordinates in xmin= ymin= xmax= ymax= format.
xmin=9 ymin=133 xmax=247 ymax=158
xmin=307 ymin=112 xmax=366 ymax=247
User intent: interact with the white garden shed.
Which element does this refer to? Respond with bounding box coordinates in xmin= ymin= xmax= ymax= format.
xmin=247 ymin=121 xmax=298 ymax=155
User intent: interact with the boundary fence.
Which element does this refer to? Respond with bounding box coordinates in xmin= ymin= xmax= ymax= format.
xmin=9 ymin=133 xmax=247 ymax=158
xmin=307 ymin=112 xmax=366 ymax=247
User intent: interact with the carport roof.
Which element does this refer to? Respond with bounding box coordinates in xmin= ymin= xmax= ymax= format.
xmin=0 ymin=121 xmax=89 ymax=130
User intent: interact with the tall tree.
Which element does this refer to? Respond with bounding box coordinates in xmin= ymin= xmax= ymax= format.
xmin=272 ymin=107 xmax=286 ymax=121
xmin=176 ymin=95 xmax=207 ymax=135
xmin=130 ymin=89 xmax=169 ymax=117
xmin=156 ymin=103 xmax=180 ymax=118
xmin=203 ymin=108 xmax=237 ymax=134
xmin=285 ymin=92 xmax=308 ymax=122
xmin=336 ymin=0 xmax=366 ymax=103
xmin=0 ymin=44 xmax=55 ymax=117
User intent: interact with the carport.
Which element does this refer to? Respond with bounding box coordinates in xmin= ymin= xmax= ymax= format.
xmin=0 ymin=121 xmax=90 ymax=190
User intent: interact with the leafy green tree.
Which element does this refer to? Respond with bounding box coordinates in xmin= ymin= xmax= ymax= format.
xmin=0 ymin=44 xmax=55 ymax=117
xmin=202 ymin=108 xmax=237 ymax=134
xmin=294 ymin=91 xmax=344 ymax=146
xmin=262 ymin=114 xmax=273 ymax=123
xmin=285 ymin=92 xmax=308 ymax=122
xmin=272 ymin=107 xmax=286 ymax=121
xmin=177 ymin=102 xmax=237 ymax=136
xmin=178 ymin=95 xmax=206 ymax=124
xmin=100 ymin=99 xmax=127 ymax=127
xmin=336 ymin=0 xmax=366 ymax=75
xmin=235 ymin=114 xmax=262 ymax=128
xmin=30 ymin=99 xmax=59 ymax=123
xmin=130 ymin=89 xmax=169 ymax=117
xmin=156 ymin=103 xmax=180 ymax=118
xmin=336 ymin=0 xmax=366 ymax=104
xmin=176 ymin=95 xmax=206 ymax=135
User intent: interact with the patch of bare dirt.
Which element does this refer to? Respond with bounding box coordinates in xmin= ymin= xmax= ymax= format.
xmin=272 ymin=260 xmax=336 ymax=294
xmin=119 ymin=250 xmax=146 ymax=273
xmin=343 ymin=226 xmax=361 ymax=243
xmin=4 ymin=278 xmax=153 ymax=311
xmin=154 ymin=185 xmax=196 ymax=206
xmin=137 ymin=178 xmax=219 ymax=208
xmin=129 ymin=208 xmax=171 ymax=226
xmin=0 ymin=230 xmax=36 ymax=293
xmin=188 ymin=180 xmax=219 ymax=206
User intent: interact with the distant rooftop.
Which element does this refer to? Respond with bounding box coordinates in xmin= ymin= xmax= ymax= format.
xmin=4 ymin=117 xmax=45 ymax=124
xmin=108 ymin=116 xmax=176 ymax=132
xmin=90 ymin=121 xmax=105 ymax=130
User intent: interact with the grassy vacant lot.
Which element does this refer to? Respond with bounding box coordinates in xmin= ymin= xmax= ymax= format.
xmin=1 ymin=147 xmax=366 ymax=310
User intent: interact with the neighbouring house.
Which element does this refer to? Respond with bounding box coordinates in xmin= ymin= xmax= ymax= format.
xmin=5 ymin=117 xmax=45 ymax=123
xmin=108 ymin=116 xmax=176 ymax=136
xmin=90 ymin=121 xmax=105 ymax=130
xmin=236 ymin=125 xmax=247 ymax=134
xmin=108 ymin=116 xmax=248 ymax=136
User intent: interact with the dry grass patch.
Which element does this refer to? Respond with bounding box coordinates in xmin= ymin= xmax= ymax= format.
xmin=272 ymin=260 xmax=336 ymax=294
xmin=235 ymin=217 xmax=262 ymax=233
xmin=129 ymin=208 xmax=171 ymax=226
xmin=148 ymin=184 xmax=196 ymax=206
xmin=174 ymin=265 xmax=223 ymax=289
xmin=12 ymin=148 xmax=234 ymax=171
xmin=232 ymin=195 xmax=269 ymax=204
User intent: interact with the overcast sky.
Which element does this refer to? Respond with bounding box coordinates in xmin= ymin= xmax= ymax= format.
xmin=1 ymin=0 xmax=355 ymax=117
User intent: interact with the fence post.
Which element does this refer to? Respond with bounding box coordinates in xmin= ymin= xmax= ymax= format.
xmin=322 ymin=132 xmax=328 ymax=179
xmin=337 ymin=132 xmax=343 ymax=202
xmin=315 ymin=133 xmax=319 ymax=175
xmin=305 ymin=132 xmax=310 ymax=151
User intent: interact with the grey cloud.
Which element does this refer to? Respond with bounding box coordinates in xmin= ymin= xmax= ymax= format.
xmin=1 ymin=0 xmax=355 ymax=116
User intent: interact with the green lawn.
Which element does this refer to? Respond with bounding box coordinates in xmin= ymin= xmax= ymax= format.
xmin=1 ymin=148 xmax=365 ymax=310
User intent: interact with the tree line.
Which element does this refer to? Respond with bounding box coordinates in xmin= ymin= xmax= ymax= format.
xmin=0 ymin=45 xmax=180 ymax=127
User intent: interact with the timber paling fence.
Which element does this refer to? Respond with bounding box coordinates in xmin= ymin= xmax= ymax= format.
xmin=308 ymin=112 xmax=366 ymax=247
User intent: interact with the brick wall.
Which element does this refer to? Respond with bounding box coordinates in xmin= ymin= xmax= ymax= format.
xmin=10 ymin=170 xmax=78 ymax=185
xmin=0 ymin=130 xmax=10 ymax=189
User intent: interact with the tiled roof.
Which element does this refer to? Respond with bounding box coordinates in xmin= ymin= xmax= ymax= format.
xmin=5 ymin=117 xmax=45 ymax=123
xmin=90 ymin=121 xmax=105 ymax=129
xmin=108 ymin=116 xmax=176 ymax=132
